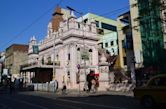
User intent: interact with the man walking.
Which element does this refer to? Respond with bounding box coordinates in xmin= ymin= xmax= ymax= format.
xmin=87 ymin=70 xmax=95 ymax=92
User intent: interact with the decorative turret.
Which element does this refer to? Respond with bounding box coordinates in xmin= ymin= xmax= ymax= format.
xmin=47 ymin=22 xmax=53 ymax=38
xmin=70 ymin=11 xmax=76 ymax=18
xmin=28 ymin=36 xmax=38 ymax=54
xmin=29 ymin=36 xmax=37 ymax=45
xmin=90 ymin=19 xmax=97 ymax=33
xmin=68 ymin=11 xmax=77 ymax=29
xmin=28 ymin=35 xmax=39 ymax=64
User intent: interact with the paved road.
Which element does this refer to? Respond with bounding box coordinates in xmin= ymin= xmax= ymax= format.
xmin=0 ymin=90 xmax=164 ymax=109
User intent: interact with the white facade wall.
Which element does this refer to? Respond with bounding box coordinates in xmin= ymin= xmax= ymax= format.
xmin=102 ymin=32 xmax=118 ymax=56
xmin=28 ymin=15 xmax=103 ymax=90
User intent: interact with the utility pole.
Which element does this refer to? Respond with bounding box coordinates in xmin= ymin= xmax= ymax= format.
xmin=67 ymin=6 xmax=86 ymax=94
xmin=53 ymin=33 xmax=56 ymax=80
xmin=52 ymin=11 xmax=63 ymax=81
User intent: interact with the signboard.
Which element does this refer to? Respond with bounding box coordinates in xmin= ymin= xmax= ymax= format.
xmin=32 ymin=45 xmax=39 ymax=54
xmin=77 ymin=64 xmax=80 ymax=69
xmin=81 ymin=51 xmax=89 ymax=60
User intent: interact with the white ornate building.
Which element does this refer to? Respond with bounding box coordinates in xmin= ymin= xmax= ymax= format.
xmin=21 ymin=7 xmax=112 ymax=90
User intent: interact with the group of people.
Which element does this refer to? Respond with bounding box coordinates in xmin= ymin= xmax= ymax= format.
xmin=2 ymin=78 xmax=23 ymax=94
xmin=86 ymin=70 xmax=99 ymax=93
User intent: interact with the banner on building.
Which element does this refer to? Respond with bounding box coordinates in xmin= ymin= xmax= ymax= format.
xmin=32 ymin=45 xmax=39 ymax=54
xmin=99 ymin=66 xmax=109 ymax=73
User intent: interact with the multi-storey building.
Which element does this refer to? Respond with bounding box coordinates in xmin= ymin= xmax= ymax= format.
xmin=77 ymin=13 xmax=119 ymax=56
xmin=117 ymin=11 xmax=136 ymax=83
xmin=5 ymin=44 xmax=28 ymax=80
xmin=117 ymin=12 xmax=132 ymax=69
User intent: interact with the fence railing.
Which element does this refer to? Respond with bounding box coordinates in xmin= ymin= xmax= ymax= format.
xmin=33 ymin=81 xmax=58 ymax=92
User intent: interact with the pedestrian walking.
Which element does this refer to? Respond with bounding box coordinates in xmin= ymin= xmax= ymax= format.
xmin=87 ymin=70 xmax=95 ymax=92
xmin=8 ymin=79 xmax=14 ymax=94
xmin=87 ymin=73 xmax=92 ymax=92
xmin=62 ymin=81 xmax=67 ymax=94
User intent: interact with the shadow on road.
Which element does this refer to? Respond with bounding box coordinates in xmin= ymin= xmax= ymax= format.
xmin=0 ymin=90 xmax=165 ymax=109
xmin=58 ymin=94 xmax=165 ymax=109
xmin=58 ymin=94 xmax=142 ymax=109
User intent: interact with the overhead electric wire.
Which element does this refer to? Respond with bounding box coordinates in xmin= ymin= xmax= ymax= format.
xmin=86 ymin=5 xmax=129 ymax=21
xmin=0 ymin=0 xmax=64 ymax=50
xmin=6 ymin=3 xmax=166 ymax=69
xmin=12 ymin=13 xmax=144 ymax=66
xmin=39 ymin=5 xmax=130 ymax=44
xmin=2 ymin=3 xmax=130 ymax=53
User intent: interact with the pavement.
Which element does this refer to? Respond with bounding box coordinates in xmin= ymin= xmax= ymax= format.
xmin=19 ymin=89 xmax=134 ymax=98
xmin=0 ymin=84 xmax=134 ymax=98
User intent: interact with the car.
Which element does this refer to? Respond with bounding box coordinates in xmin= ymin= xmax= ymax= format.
xmin=133 ymin=74 xmax=166 ymax=108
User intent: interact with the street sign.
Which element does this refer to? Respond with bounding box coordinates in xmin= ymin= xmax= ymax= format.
xmin=77 ymin=64 xmax=80 ymax=69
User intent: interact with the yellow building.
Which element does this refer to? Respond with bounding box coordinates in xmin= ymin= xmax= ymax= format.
xmin=5 ymin=44 xmax=28 ymax=79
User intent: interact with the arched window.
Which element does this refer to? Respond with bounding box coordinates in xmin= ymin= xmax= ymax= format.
xmin=42 ymin=56 xmax=44 ymax=64
xmin=77 ymin=48 xmax=80 ymax=51
xmin=56 ymin=54 xmax=59 ymax=60
xmin=89 ymin=49 xmax=93 ymax=65
xmin=106 ymin=50 xmax=110 ymax=54
xmin=89 ymin=49 xmax=92 ymax=52
xmin=67 ymin=71 xmax=70 ymax=79
xmin=112 ymin=48 xmax=115 ymax=54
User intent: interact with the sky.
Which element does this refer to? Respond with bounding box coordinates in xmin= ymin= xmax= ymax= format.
xmin=0 ymin=0 xmax=129 ymax=52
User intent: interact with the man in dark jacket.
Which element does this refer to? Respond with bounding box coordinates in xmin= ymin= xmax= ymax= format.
xmin=87 ymin=70 xmax=95 ymax=92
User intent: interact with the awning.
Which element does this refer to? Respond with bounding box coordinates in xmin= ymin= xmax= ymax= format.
xmin=20 ymin=64 xmax=60 ymax=72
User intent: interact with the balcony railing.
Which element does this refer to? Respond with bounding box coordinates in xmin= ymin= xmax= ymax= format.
xmin=20 ymin=60 xmax=60 ymax=69
xmin=46 ymin=61 xmax=60 ymax=66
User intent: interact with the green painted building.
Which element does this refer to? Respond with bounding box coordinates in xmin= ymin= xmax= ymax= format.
xmin=137 ymin=0 xmax=164 ymax=67
xmin=78 ymin=13 xmax=119 ymax=56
